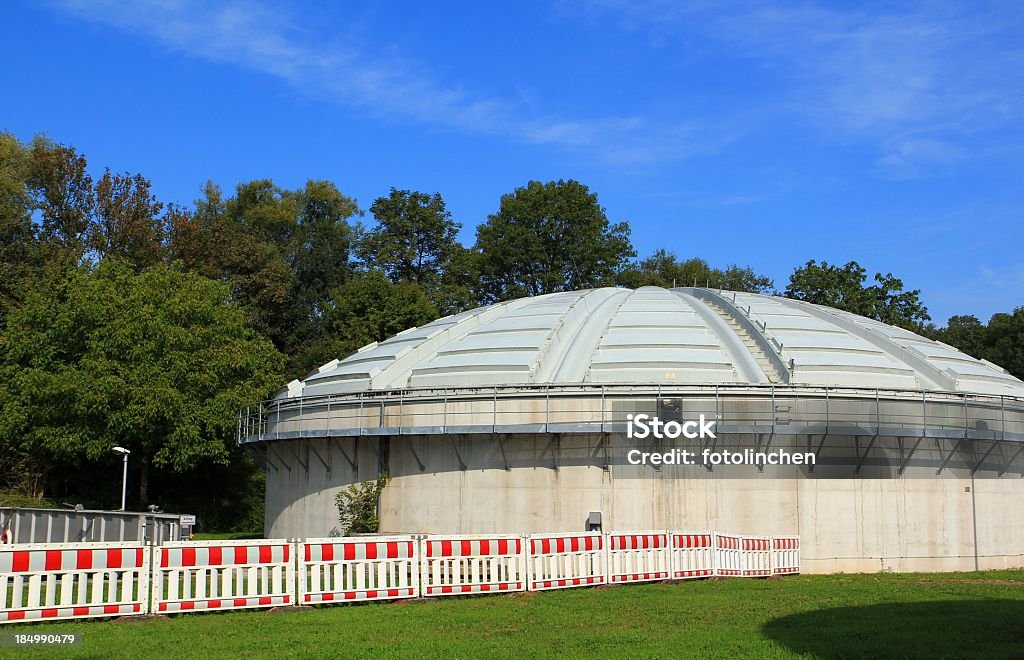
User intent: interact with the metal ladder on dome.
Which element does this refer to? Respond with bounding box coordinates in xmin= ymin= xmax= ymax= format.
xmin=702 ymin=299 xmax=785 ymax=383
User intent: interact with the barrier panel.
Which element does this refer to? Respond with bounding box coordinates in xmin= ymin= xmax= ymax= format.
xmin=0 ymin=542 xmax=149 ymax=624
xmin=300 ymin=537 xmax=418 ymax=604
xmin=153 ymin=540 xmax=293 ymax=614
xmin=772 ymin=537 xmax=800 ymax=575
xmin=740 ymin=537 xmax=772 ymax=577
xmin=420 ymin=535 xmax=526 ymax=596
xmin=714 ymin=532 xmax=742 ymax=576
xmin=606 ymin=531 xmax=671 ymax=584
xmin=527 ymin=532 xmax=605 ymax=591
xmin=670 ymin=532 xmax=715 ymax=579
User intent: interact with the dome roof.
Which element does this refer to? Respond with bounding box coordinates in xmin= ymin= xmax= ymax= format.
xmin=284 ymin=287 xmax=1024 ymax=399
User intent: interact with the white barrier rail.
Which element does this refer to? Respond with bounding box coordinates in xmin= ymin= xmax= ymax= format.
xmin=420 ymin=535 xmax=526 ymax=596
xmin=153 ymin=540 xmax=293 ymax=614
xmin=300 ymin=537 xmax=418 ymax=604
xmin=671 ymin=532 xmax=715 ymax=579
xmin=772 ymin=537 xmax=800 ymax=575
xmin=527 ymin=532 xmax=605 ymax=591
xmin=0 ymin=543 xmax=149 ymax=624
xmin=606 ymin=531 xmax=671 ymax=584
xmin=1 ymin=530 xmax=799 ymax=625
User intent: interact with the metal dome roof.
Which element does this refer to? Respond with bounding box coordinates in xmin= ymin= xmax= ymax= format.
xmin=283 ymin=287 xmax=1024 ymax=399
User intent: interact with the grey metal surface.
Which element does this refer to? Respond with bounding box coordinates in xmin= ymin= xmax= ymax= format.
xmin=0 ymin=507 xmax=190 ymax=545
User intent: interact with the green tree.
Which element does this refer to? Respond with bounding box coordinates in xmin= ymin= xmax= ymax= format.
xmin=784 ymin=260 xmax=929 ymax=330
xmin=615 ymin=249 xmax=773 ymax=293
xmin=475 ymin=179 xmax=634 ymax=301
xmin=26 ymin=136 xmax=95 ymax=262
xmin=293 ymin=270 xmax=438 ymax=375
xmin=927 ymin=315 xmax=986 ymax=358
xmin=0 ymin=262 xmax=284 ymax=505
xmin=91 ymin=169 xmax=166 ymax=270
xmin=168 ymin=179 xmax=360 ymax=367
xmin=361 ymin=188 xmax=460 ymax=285
xmin=984 ymin=308 xmax=1024 ymax=380
xmin=0 ymin=133 xmax=41 ymax=325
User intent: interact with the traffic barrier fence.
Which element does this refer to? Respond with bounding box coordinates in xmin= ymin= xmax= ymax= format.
xmin=1 ymin=531 xmax=798 ymax=625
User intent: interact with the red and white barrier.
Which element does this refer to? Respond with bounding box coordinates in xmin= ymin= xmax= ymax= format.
xmin=153 ymin=540 xmax=293 ymax=614
xmin=420 ymin=535 xmax=526 ymax=596
xmin=606 ymin=531 xmax=671 ymax=584
xmin=713 ymin=532 xmax=742 ymax=577
xmin=1 ymin=529 xmax=799 ymax=624
xmin=0 ymin=542 xmax=149 ymax=624
xmin=740 ymin=537 xmax=772 ymax=577
xmin=671 ymin=532 xmax=715 ymax=579
xmin=527 ymin=532 xmax=605 ymax=591
xmin=300 ymin=537 xmax=418 ymax=604
xmin=772 ymin=537 xmax=800 ymax=575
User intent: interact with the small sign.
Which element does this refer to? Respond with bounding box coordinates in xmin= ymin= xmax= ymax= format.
xmin=179 ymin=514 xmax=196 ymax=525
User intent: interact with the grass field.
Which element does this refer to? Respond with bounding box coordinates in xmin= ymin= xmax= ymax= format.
xmin=3 ymin=571 xmax=1023 ymax=658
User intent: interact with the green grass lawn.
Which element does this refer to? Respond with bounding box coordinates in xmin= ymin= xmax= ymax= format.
xmin=3 ymin=571 xmax=1023 ymax=658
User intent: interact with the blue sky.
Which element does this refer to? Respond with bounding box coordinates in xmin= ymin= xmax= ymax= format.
xmin=4 ymin=1 xmax=1023 ymax=324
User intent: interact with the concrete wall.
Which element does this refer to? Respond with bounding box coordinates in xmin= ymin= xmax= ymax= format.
xmin=263 ymin=433 xmax=1024 ymax=574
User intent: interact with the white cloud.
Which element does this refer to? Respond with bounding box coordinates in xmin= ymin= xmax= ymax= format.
xmin=49 ymin=0 xmax=722 ymax=164
xmin=573 ymin=0 xmax=1024 ymax=178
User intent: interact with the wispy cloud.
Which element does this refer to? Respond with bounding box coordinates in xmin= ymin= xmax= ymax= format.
xmin=49 ymin=0 xmax=728 ymax=164
xmin=573 ymin=0 xmax=1024 ymax=179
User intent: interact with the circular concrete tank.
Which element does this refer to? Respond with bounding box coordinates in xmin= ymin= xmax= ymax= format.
xmin=240 ymin=287 xmax=1024 ymax=573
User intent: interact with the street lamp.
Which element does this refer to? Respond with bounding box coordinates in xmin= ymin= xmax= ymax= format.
xmin=111 ymin=447 xmax=130 ymax=511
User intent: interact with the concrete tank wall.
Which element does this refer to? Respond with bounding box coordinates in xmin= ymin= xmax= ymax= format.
xmin=263 ymin=433 xmax=1024 ymax=574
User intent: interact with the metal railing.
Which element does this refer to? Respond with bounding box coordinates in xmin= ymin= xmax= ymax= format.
xmin=238 ymin=383 xmax=1024 ymax=445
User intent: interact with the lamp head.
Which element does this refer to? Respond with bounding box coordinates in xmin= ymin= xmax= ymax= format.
xmin=112 ymin=446 xmax=131 ymax=455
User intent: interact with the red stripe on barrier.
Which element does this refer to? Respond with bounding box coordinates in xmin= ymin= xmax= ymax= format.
xmin=365 ymin=542 xmax=377 ymax=560
xmin=182 ymin=547 xmax=196 ymax=567
xmin=161 ymin=548 xmax=169 ymax=567
xmin=108 ymin=548 xmax=123 ymax=569
xmin=259 ymin=545 xmax=272 ymax=564
xmin=103 ymin=605 xmax=119 ymax=614
xmin=460 ymin=540 xmax=472 ymax=556
xmin=73 ymin=606 xmax=89 ymax=616
xmin=77 ymin=549 xmax=92 ymax=570
xmin=387 ymin=541 xmax=398 ymax=558
xmin=209 ymin=600 xmax=221 ymax=609
xmin=41 ymin=608 xmax=58 ymax=618
xmin=7 ymin=611 xmax=25 ymax=621
xmin=209 ymin=547 xmax=222 ymax=566
xmin=45 ymin=550 xmax=61 ymax=571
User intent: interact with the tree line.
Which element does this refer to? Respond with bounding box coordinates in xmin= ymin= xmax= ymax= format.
xmin=1 ymin=133 xmax=1020 ymax=528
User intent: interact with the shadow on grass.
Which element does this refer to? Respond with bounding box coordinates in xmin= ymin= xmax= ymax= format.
xmin=763 ymin=600 xmax=1024 ymax=658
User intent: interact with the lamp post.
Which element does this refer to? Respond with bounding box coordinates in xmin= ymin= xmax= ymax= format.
xmin=111 ymin=447 xmax=130 ymax=511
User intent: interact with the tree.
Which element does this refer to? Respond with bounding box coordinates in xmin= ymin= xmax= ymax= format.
xmin=293 ymin=270 xmax=438 ymax=376
xmin=615 ymin=249 xmax=773 ymax=293
xmin=784 ymin=260 xmax=929 ymax=330
xmin=0 ymin=133 xmax=41 ymax=325
xmin=475 ymin=179 xmax=634 ymax=301
xmin=167 ymin=179 xmax=361 ymax=369
xmin=26 ymin=136 xmax=95 ymax=262
xmin=361 ymin=188 xmax=460 ymax=285
xmin=927 ymin=315 xmax=986 ymax=358
xmin=92 ymin=169 xmax=166 ymax=270
xmin=0 ymin=262 xmax=284 ymax=505
xmin=984 ymin=308 xmax=1024 ymax=380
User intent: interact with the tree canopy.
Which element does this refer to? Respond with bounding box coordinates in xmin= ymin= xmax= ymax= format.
xmin=0 ymin=262 xmax=284 ymax=503
xmin=616 ymin=249 xmax=773 ymax=293
xmin=784 ymin=260 xmax=930 ymax=330
xmin=475 ymin=179 xmax=634 ymax=301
